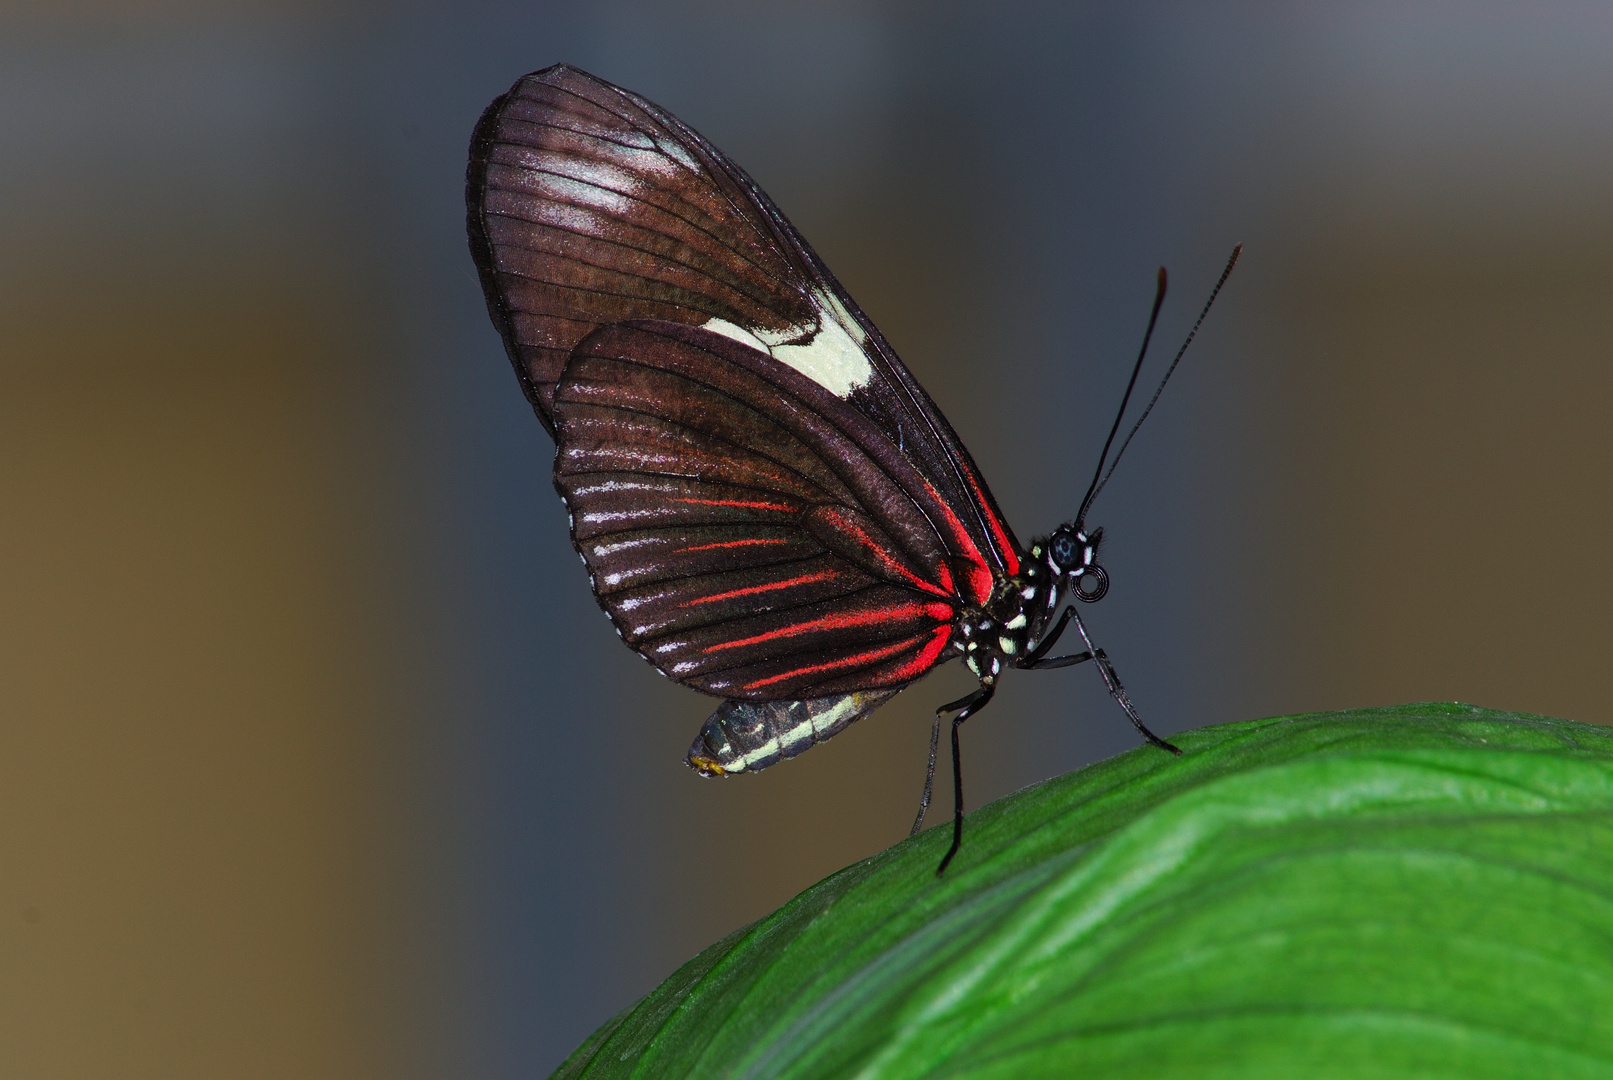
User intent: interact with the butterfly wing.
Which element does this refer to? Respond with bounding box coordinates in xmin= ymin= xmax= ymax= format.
xmin=467 ymin=64 xmax=819 ymax=434
xmin=468 ymin=64 xmax=1022 ymax=594
xmin=554 ymin=320 xmax=967 ymax=700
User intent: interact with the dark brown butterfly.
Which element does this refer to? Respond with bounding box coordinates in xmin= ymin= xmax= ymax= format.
xmin=466 ymin=64 xmax=1236 ymax=872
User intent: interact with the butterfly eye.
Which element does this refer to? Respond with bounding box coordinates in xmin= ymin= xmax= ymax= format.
xmin=1050 ymin=531 xmax=1081 ymax=570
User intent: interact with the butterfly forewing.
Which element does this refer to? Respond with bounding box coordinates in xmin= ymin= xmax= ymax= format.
xmin=469 ymin=65 xmax=818 ymax=432
xmin=468 ymin=65 xmax=1023 ymax=591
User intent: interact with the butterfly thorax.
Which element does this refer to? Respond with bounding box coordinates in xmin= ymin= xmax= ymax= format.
xmin=956 ymin=526 xmax=1105 ymax=682
xmin=955 ymin=551 xmax=1052 ymax=682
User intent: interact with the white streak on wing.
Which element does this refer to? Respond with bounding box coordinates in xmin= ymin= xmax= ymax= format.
xmin=529 ymin=202 xmax=608 ymax=239
xmin=591 ymin=536 xmax=662 ymax=557
xmin=508 ymin=150 xmax=647 ymax=200
xmin=554 ymin=156 xmax=641 ymax=192
xmin=611 ymin=126 xmax=656 ymax=150
xmin=653 ymin=135 xmax=701 ymax=173
xmin=570 ymin=479 xmax=636 ymax=495
xmin=699 ymin=287 xmax=873 ymax=399
xmin=530 ymin=172 xmax=634 ymax=215
xmin=596 ymin=143 xmax=684 ymax=180
xmin=579 ymin=509 xmax=659 ymax=524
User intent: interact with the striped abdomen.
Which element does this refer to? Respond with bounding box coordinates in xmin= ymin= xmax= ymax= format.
xmin=686 ymin=690 xmax=900 ymax=776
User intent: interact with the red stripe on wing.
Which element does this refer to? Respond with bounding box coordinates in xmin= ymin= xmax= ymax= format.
xmin=741 ymin=621 xmax=954 ymax=692
xmin=681 ymin=537 xmax=792 ymax=553
xmin=921 ymin=478 xmax=994 ymax=606
xmin=882 ymin=624 xmax=955 ymax=683
xmin=704 ymin=601 xmax=956 ymax=654
xmin=742 ymin=637 xmax=919 ymax=691
xmin=673 ymin=496 xmax=797 ymax=512
xmin=961 ymin=468 xmax=1020 ymax=576
xmin=803 ymin=505 xmax=952 ymax=599
xmin=685 ymin=570 xmax=840 ymax=606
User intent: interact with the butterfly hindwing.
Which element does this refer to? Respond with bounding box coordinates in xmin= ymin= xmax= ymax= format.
xmin=553 ymin=321 xmax=962 ymax=700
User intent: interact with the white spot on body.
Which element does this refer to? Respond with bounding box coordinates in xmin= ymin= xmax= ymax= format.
xmin=733 ymin=734 xmax=781 ymax=772
xmin=776 ymin=715 xmax=814 ymax=752
xmin=810 ymin=696 xmax=861 ymax=738
xmin=701 ymin=287 xmax=872 ymax=398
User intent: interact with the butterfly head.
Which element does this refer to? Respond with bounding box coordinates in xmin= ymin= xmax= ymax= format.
xmin=1014 ymin=524 xmax=1107 ymax=655
xmin=1048 ymin=524 xmax=1108 ymax=604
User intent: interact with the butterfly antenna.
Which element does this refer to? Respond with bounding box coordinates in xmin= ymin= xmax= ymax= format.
xmin=1081 ymin=243 xmax=1242 ymax=516
xmin=1075 ymin=267 xmax=1168 ymax=527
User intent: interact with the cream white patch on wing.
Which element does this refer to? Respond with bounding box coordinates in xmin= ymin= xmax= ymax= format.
xmin=700 ymin=287 xmax=873 ymax=398
xmin=701 ymin=318 xmax=775 ymax=355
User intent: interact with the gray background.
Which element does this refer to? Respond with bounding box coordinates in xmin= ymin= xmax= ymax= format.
xmin=4 ymin=3 xmax=1612 ymax=1077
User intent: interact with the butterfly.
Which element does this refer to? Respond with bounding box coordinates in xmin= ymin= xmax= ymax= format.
xmin=466 ymin=64 xmax=1238 ymax=873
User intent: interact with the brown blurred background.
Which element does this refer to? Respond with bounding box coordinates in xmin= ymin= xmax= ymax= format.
xmin=3 ymin=3 xmax=1612 ymax=1076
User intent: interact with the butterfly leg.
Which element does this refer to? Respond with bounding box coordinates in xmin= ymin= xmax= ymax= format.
xmin=1020 ymin=607 xmax=1182 ymax=754
xmin=1067 ymin=608 xmax=1182 ymax=756
xmin=909 ymin=714 xmax=943 ymax=837
xmin=934 ymin=681 xmax=996 ymax=877
xmin=909 ymin=686 xmax=980 ymax=838
xmin=1017 ymin=607 xmax=1096 ymax=670
xmin=1018 ymin=605 xmax=1076 ymax=665
xmin=1020 ymin=650 xmax=1095 ymax=670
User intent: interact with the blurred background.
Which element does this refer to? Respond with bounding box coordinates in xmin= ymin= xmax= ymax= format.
xmin=4 ymin=2 xmax=1613 ymax=1076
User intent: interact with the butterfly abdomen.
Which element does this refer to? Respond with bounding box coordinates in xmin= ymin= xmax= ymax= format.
xmin=686 ymin=690 xmax=900 ymax=776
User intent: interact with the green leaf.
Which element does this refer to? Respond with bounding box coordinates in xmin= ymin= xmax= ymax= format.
xmin=554 ymin=704 xmax=1613 ymax=1079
